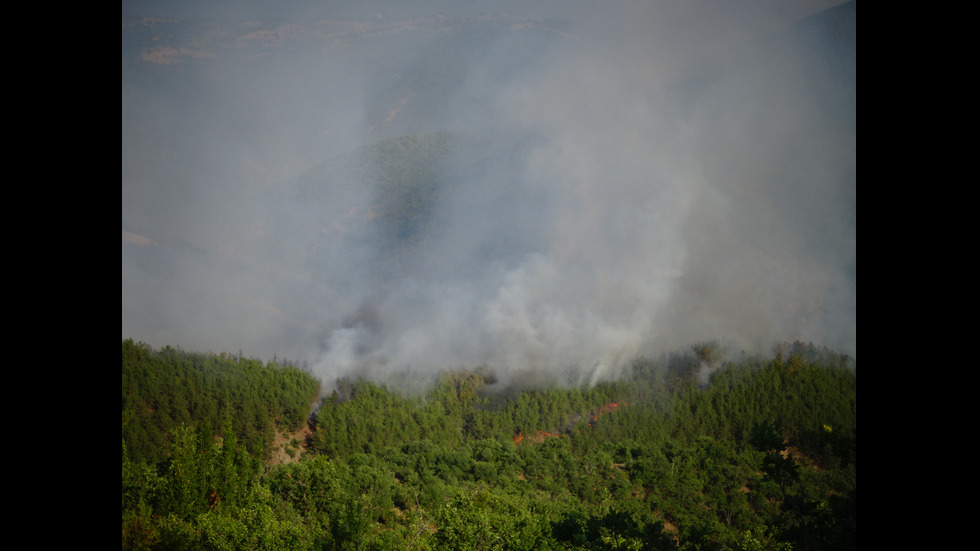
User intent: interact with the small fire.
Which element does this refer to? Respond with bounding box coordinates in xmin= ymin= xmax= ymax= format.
xmin=590 ymin=402 xmax=623 ymax=424
xmin=512 ymin=401 xmax=628 ymax=446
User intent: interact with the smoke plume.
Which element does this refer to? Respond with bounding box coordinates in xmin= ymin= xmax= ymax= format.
xmin=122 ymin=0 xmax=855 ymax=387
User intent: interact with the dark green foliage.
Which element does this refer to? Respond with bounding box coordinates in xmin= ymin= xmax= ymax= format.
xmin=123 ymin=339 xmax=855 ymax=550
xmin=552 ymin=508 xmax=675 ymax=551
xmin=122 ymin=339 xmax=320 ymax=465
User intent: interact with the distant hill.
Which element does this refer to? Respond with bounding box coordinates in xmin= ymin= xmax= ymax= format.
xmin=255 ymin=129 xmax=549 ymax=293
xmin=122 ymin=12 xmax=579 ymax=146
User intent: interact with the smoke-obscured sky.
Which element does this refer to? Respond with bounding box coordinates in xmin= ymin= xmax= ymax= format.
xmin=122 ymin=0 xmax=855 ymax=386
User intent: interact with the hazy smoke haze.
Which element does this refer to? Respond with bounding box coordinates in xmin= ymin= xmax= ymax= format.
xmin=122 ymin=0 xmax=855 ymax=386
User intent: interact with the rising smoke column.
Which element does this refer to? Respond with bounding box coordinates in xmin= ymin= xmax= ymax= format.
xmin=122 ymin=1 xmax=855 ymax=386
xmin=312 ymin=1 xmax=855 ymax=387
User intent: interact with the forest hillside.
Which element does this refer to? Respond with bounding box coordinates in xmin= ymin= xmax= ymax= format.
xmin=122 ymin=3 xmax=855 ymax=549
xmin=122 ymin=338 xmax=855 ymax=550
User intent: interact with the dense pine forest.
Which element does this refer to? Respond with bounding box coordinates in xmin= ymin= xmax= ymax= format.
xmin=122 ymin=338 xmax=855 ymax=550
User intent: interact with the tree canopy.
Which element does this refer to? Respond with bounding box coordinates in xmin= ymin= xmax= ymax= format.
xmin=123 ymin=338 xmax=855 ymax=550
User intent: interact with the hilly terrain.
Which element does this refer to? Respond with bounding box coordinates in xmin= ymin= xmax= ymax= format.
xmin=122 ymin=337 xmax=856 ymax=550
xmin=123 ymin=2 xmax=855 ymax=549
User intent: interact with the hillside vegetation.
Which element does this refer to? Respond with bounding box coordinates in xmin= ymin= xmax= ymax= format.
xmin=122 ymin=339 xmax=855 ymax=550
xmin=122 ymin=5 xmax=855 ymax=550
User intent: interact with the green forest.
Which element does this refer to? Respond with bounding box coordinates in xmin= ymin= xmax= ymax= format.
xmin=122 ymin=338 xmax=855 ymax=550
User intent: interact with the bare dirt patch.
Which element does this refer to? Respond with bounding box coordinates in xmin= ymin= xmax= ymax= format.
xmin=267 ymin=423 xmax=314 ymax=466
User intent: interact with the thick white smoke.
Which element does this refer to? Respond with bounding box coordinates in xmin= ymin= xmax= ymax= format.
xmin=122 ymin=0 xmax=855 ymax=387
